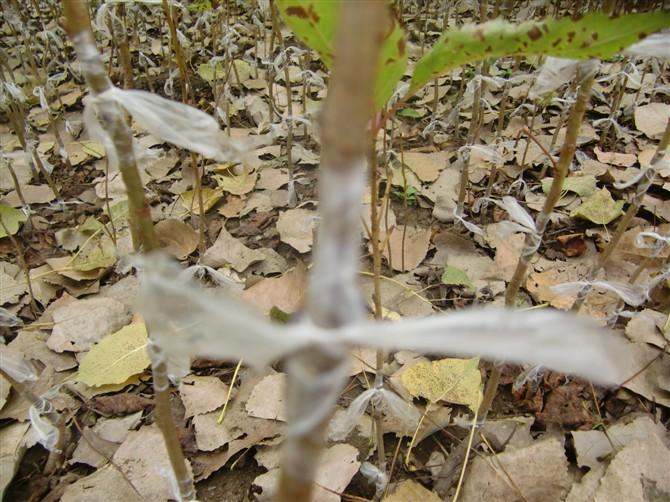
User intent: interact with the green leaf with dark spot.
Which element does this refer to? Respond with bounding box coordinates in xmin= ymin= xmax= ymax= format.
xmin=411 ymin=12 xmax=670 ymax=94
xmin=277 ymin=0 xmax=407 ymax=109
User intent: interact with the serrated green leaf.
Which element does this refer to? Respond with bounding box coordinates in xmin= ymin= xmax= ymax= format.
xmin=401 ymin=357 xmax=482 ymax=412
xmin=77 ymin=323 xmax=150 ymax=387
xmin=570 ymin=188 xmax=624 ymax=224
xmin=441 ymin=266 xmax=475 ymax=292
xmin=542 ymin=175 xmax=597 ymax=197
xmin=277 ymin=0 xmax=407 ymax=109
xmin=411 ymin=13 xmax=670 ymax=93
xmin=0 ymin=204 xmax=27 ymax=238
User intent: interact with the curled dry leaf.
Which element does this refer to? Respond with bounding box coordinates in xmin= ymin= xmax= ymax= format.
xmin=155 ymin=219 xmax=199 ymax=260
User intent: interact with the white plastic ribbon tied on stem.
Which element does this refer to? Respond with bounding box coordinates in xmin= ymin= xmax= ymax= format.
xmin=83 ymin=85 xmax=263 ymax=168
xmin=551 ymin=280 xmax=648 ymax=307
xmin=481 ymin=196 xmax=541 ymax=255
xmin=137 ymin=254 xmax=626 ymax=385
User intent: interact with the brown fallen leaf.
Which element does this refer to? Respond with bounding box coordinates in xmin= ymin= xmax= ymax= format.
xmin=1 ymin=185 xmax=56 ymax=207
xmin=634 ymin=102 xmax=670 ymax=139
xmin=556 ymin=233 xmax=587 ymax=258
xmin=276 ymin=208 xmax=317 ymax=253
xmin=202 ymin=226 xmax=265 ymax=272
xmin=179 ymin=375 xmax=230 ymax=418
xmin=246 ymin=373 xmax=287 ymax=422
xmin=242 ymin=262 xmax=307 ymax=314
xmin=382 ymin=226 xmax=432 ymax=272
xmin=402 ymin=151 xmax=448 ymax=183
xmin=461 ymin=437 xmax=573 ymax=502
xmin=92 ymin=394 xmax=153 ymax=416
xmin=48 ymin=297 xmax=131 ymax=353
xmin=112 ymin=426 xmax=193 ymax=501
xmin=155 ymin=218 xmax=199 ymax=260
xmin=60 ymin=465 xmax=143 ymax=502
xmin=593 ymin=434 xmax=670 ymax=501
xmin=253 ymin=443 xmax=360 ymax=502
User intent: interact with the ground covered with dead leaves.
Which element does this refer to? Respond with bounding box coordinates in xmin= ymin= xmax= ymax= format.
xmin=1 ymin=1 xmax=669 ymax=501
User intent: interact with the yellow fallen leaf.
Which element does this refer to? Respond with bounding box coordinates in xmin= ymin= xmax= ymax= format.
xmin=213 ymin=165 xmax=257 ymax=195
xmin=180 ymin=187 xmax=223 ymax=214
xmin=382 ymin=479 xmax=442 ymax=502
xmin=77 ymin=323 xmax=150 ymax=387
xmin=401 ymin=357 xmax=482 ymax=412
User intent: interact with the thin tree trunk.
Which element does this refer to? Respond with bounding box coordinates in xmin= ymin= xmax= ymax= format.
xmin=62 ymin=3 xmax=193 ymax=500
xmin=277 ymin=3 xmax=387 ymax=501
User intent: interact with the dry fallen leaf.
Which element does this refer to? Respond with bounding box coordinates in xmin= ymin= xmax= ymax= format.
xmin=402 ymin=151 xmax=448 ymax=183
xmin=179 ymin=375 xmax=230 ymax=418
xmin=383 ymin=226 xmax=432 ymax=272
xmin=202 ymin=226 xmax=264 ymax=272
xmin=61 ymin=465 xmax=143 ymax=502
xmin=276 ymin=208 xmax=317 ymax=253
xmin=634 ymin=102 xmax=670 ymax=139
xmin=245 ymin=373 xmax=287 ymax=422
xmin=193 ymin=411 xmax=234 ymax=452
xmin=593 ymin=434 xmax=670 ymax=502
xmin=48 ymin=297 xmax=132 ymax=353
xmin=383 ymin=479 xmax=442 ymax=502
xmin=77 ymin=322 xmax=150 ymax=387
xmin=401 ymin=357 xmax=482 ymax=412
xmin=571 ymin=415 xmax=667 ymax=470
xmin=155 ymin=218 xmax=199 ymax=259
xmin=112 ymin=426 xmax=193 ymax=501
xmin=570 ymin=188 xmax=624 ymax=225
xmin=253 ymin=443 xmax=360 ymax=502
xmin=461 ymin=437 xmax=573 ymax=502
xmin=242 ymin=262 xmax=307 ymax=314
xmin=0 ymin=422 xmax=29 ymax=499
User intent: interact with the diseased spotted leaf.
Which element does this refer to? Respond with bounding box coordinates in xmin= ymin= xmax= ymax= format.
xmin=411 ymin=13 xmax=670 ymax=93
xmin=277 ymin=0 xmax=407 ymax=109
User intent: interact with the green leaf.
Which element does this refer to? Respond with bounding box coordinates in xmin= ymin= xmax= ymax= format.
xmin=198 ymin=62 xmax=225 ymax=83
xmin=441 ymin=265 xmax=475 ymax=292
xmin=72 ymin=246 xmax=117 ymax=272
xmin=0 ymin=204 xmax=27 ymax=238
xmin=77 ymin=323 xmax=150 ymax=387
xmin=411 ymin=12 xmax=670 ymax=93
xmin=277 ymin=0 xmax=407 ymax=109
xmin=570 ymin=188 xmax=624 ymax=224
xmin=542 ymin=175 xmax=597 ymax=197
xmin=398 ymin=108 xmax=424 ymax=118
